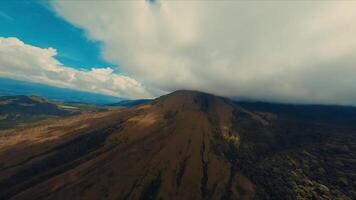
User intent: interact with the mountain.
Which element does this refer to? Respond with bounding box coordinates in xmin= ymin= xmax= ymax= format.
xmin=0 ymin=95 xmax=76 ymax=129
xmin=0 ymin=90 xmax=355 ymax=200
xmin=107 ymin=99 xmax=152 ymax=107
xmin=0 ymin=77 xmax=124 ymax=104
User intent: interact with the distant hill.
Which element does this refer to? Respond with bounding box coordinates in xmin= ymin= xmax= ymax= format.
xmin=0 ymin=95 xmax=75 ymax=129
xmin=0 ymin=77 xmax=124 ymax=104
xmin=1 ymin=90 xmax=356 ymax=199
xmin=107 ymin=99 xmax=151 ymax=107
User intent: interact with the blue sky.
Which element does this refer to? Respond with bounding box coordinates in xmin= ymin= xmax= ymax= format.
xmin=0 ymin=0 xmax=112 ymax=69
xmin=0 ymin=0 xmax=149 ymax=99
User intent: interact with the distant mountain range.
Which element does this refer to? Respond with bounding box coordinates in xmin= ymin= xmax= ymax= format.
xmin=1 ymin=90 xmax=355 ymax=199
xmin=0 ymin=95 xmax=110 ymax=130
xmin=0 ymin=95 xmax=74 ymax=129
xmin=0 ymin=77 xmax=124 ymax=104
xmin=107 ymin=99 xmax=151 ymax=107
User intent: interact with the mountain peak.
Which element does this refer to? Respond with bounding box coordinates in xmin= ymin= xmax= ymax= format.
xmin=156 ymin=90 xmax=231 ymax=115
xmin=1 ymin=91 xmax=250 ymax=200
xmin=161 ymin=90 xmax=218 ymax=99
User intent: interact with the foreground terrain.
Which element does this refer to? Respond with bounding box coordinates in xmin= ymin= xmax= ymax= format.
xmin=0 ymin=91 xmax=355 ymax=200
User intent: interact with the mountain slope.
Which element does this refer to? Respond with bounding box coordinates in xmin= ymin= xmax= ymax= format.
xmin=0 ymin=91 xmax=355 ymax=200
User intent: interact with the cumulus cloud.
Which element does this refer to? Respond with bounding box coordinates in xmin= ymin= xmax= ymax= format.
xmin=0 ymin=37 xmax=151 ymax=99
xmin=51 ymin=1 xmax=356 ymax=105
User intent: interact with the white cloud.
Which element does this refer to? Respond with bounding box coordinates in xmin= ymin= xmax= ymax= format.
xmin=51 ymin=1 xmax=356 ymax=105
xmin=0 ymin=37 xmax=152 ymax=99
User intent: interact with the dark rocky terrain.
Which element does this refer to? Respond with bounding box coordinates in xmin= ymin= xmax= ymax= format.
xmin=0 ymin=91 xmax=355 ymax=200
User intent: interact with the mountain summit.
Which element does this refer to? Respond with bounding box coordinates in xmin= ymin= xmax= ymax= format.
xmin=1 ymin=90 xmax=355 ymax=200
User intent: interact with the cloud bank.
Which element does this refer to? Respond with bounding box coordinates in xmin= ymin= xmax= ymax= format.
xmin=51 ymin=1 xmax=356 ymax=105
xmin=0 ymin=37 xmax=151 ymax=99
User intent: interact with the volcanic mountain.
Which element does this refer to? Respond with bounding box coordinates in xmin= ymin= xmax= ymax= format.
xmin=0 ymin=91 xmax=355 ymax=200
